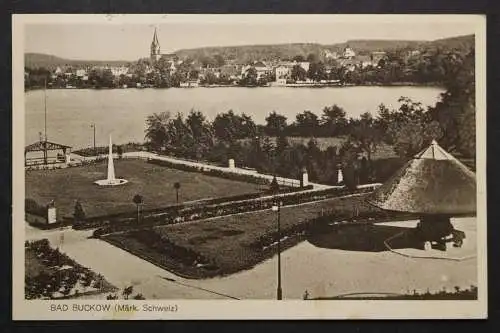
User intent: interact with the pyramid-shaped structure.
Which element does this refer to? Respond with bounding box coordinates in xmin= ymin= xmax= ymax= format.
xmin=366 ymin=140 xmax=476 ymax=215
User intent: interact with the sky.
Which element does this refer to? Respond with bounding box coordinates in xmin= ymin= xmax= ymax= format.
xmin=23 ymin=15 xmax=480 ymax=61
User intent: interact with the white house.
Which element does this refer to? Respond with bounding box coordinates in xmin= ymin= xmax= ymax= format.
xmin=323 ymin=50 xmax=339 ymax=59
xmin=76 ymin=69 xmax=87 ymax=77
xmin=241 ymin=61 xmax=272 ymax=80
xmin=275 ymin=65 xmax=291 ymax=80
xmin=274 ymin=61 xmax=310 ymax=83
xmin=110 ymin=66 xmax=129 ymax=77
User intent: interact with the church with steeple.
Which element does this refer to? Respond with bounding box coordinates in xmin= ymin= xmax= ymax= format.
xmin=150 ymin=28 xmax=161 ymax=63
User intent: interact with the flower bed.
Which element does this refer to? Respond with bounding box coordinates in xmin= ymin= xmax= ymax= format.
xmin=25 ymin=239 xmax=117 ymax=299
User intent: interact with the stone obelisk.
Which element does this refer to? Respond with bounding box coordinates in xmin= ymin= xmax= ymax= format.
xmin=94 ymin=134 xmax=128 ymax=186
xmin=107 ymin=134 xmax=116 ymax=182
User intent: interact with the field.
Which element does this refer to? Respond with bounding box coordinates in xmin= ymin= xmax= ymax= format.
xmin=25 ymin=159 xmax=263 ymax=218
xmin=102 ymin=193 xmax=409 ymax=279
xmin=241 ymin=136 xmax=398 ymax=160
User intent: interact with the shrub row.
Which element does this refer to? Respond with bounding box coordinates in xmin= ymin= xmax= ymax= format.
xmin=89 ymin=184 xmax=380 ymax=235
xmin=128 ymin=229 xmax=218 ymax=271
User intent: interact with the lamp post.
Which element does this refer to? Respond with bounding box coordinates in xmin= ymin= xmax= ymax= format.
xmin=272 ymin=201 xmax=283 ymax=300
xmin=90 ymin=123 xmax=96 ymax=157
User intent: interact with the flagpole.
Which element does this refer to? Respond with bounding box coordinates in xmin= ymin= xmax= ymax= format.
xmin=44 ymin=78 xmax=48 ymax=165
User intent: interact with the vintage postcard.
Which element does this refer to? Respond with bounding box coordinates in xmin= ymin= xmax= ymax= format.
xmin=12 ymin=14 xmax=487 ymax=320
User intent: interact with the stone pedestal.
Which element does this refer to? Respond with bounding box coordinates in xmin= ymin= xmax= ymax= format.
xmin=228 ymin=159 xmax=235 ymax=169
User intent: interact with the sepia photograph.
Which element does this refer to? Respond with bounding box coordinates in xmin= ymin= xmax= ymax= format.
xmin=12 ymin=14 xmax=486 ymax=320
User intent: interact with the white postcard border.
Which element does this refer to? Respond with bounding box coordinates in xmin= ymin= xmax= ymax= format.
xmin=12 ymin=14 xmax=488 ymax=320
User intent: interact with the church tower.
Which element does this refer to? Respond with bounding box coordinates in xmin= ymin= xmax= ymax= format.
xmin=150 ymin=28 xmax=161 ymax=63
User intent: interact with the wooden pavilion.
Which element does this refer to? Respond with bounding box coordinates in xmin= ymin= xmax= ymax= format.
xmin=25 ymin=140 xmax=72 ymax=166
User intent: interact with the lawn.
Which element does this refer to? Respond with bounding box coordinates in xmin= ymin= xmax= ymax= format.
xmin=102 ymin=193 xmax=408 ymax=278
xmin=25 ymin=159 xmax=263 ymax=219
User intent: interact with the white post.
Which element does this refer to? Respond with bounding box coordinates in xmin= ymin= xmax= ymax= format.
xmin=338 ymin=168 xmax=344 ymax=185
xmin=228 ymin=158 xmax=235 ymax=169
xmin=302 ymin=170 xmax=309 ymax=187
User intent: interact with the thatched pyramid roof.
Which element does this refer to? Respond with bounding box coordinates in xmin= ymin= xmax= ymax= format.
xmin=366 ymin=140 xmax=476 ymax=215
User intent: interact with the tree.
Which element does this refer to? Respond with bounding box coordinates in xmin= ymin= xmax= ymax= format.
xmin=189 ymin=69 xmax=200 ymax=80
xmin=349 ymin=112 xmax=382 ymax=163
xmin=265 ymin=111 xmax=288 ymax=136
xmin=122 ymin=286 xmax=134 ymax=300
xmin=173 ymin=182 xmax=181 ymax=204
xmin=186 ymin=109 xmax=214 ymax=158
xmin=306 ymin=53 xmax=319 ymax=63
xmin=214 ymin=54 xmax=226 ymax=67
xmin=291 ymin=65 xmax=307 ymax=82
xmin=201 ymin=71 xmax=218 ymax=85
xmin=307 ymin=62 xmax=327 ymax=82
xmin=145 ymin=112 xmax=172 ymax=152
xmin=270 ymin=176 xmax=280 ymax=194
xmin=132 ymin=194 xmax=143 ymax=224
xmin=378 ymin=97 xmax=444 ymax=159
xmin=293 ymin=55 xmax=306 ymax=62
xmin=293 ymin=111 xmax=319 ymax=136
xmin=429 ymin=50 xmax=475 ymax=158
xmin=212 ymin=110 xmax=255 ymax=143
xmin=389 ymin=118 xmax=443 ymax=159
xmin=73 ymin=200 xmax=85 ymax=223
xmin=116 ymin=145 xmax=123 ymax=159
xmin=320 ymin=105 xmax=348 ymax=136
xmin=240 ymin=66 xmax=258 ymax=86
xmin=101 ymin=69 xmax=115 ymax=88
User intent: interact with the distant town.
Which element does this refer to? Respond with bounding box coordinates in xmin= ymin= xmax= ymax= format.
xmin=24 ymin=29 xmax=474 ymax=90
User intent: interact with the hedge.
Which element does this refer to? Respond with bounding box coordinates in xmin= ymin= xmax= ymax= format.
xmin=87 ymin=184 xmax=381 ymax=234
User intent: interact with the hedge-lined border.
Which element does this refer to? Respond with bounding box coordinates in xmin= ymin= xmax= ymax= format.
xmin=86 ymin=184 xmax=380 ymax=234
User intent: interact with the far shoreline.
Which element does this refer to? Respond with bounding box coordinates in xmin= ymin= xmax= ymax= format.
xmin=24 ymin=82 xmax=444 ymax=92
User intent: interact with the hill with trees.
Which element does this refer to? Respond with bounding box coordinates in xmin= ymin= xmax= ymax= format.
xmin=24 ymin=53 xmax=131 ymax=70
xmin=174 ymin=34 xmax=474 ymax=63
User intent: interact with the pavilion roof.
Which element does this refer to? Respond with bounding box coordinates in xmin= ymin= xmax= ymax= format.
xmin=25 ymin=140 xmax=72 ymax=153
xmin=365 ymin=140 xmax=476 ymax=216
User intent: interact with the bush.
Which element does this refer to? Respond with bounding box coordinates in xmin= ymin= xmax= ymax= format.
xmin=25 ymin=198 xmax=46 ymax=217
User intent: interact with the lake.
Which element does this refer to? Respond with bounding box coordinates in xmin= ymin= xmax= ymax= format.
xmin=25 ymin=86 xmax=444 ymax=150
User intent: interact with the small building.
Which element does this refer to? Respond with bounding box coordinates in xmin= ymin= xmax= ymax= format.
xmin=25 ymin=140 xmax=72 ymax=167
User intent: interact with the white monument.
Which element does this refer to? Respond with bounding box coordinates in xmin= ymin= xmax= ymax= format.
xmin=94 ymin=135 xmax=128 ymax=186
xmin=228 ymin=158 xmax=235 ymax=169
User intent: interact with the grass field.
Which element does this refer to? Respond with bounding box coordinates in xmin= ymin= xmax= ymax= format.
xmin=102 ymin=193 xmax=407 ymax=278
xmin=241 ymin=136 xmax=398 ymax=160
xmin=25 ymin=159 xmax=263 ymax=218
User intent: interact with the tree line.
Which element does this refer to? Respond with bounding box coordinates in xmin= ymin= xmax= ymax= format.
xmin=144 ymin=49 xmax=474 ymax=187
